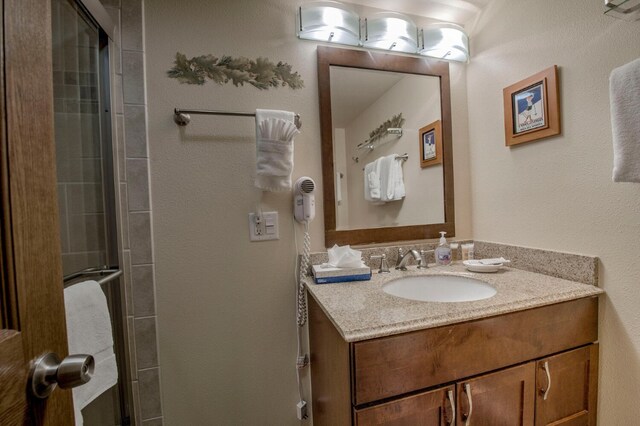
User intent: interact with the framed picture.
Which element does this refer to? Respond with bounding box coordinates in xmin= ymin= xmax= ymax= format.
xmin=503 ymin=65 xmax=560 ymax=146
xmin=419 ymin=120 xmax=442 ymax=168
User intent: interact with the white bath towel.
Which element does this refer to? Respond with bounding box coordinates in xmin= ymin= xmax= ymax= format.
xmin=64 ymin=281 xmax=118 ymax=426
xmin=254 ymin=109 xmax=299 ymax=191
xmin=610 ymin=57 xmax=640 ymax=183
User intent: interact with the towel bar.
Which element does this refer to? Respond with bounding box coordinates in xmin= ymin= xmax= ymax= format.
xmin=64 ymin=268 xmax=122 ymax=288
xmin=173 ymin=108 xmax=302 ymax=129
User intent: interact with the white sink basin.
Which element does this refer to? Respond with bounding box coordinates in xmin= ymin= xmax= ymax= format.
xmin=382 ymin=275 xmax=497 ymax=302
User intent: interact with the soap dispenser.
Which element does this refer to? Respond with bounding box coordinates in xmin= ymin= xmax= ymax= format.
xmin=435 ymin=232 xmax=452 ymax=266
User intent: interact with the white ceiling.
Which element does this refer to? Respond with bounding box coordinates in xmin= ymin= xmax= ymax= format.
xmin=341 ymin=0 xmax=491 ymax=28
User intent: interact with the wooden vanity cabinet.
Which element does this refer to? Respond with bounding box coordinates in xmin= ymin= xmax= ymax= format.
xmin=308 ymin=296 xmax=599 ymax=426
xmin=457 ymin=362 xmax=535 ymax=426
xmin=534 ymin=345 xmax=599 ymax=426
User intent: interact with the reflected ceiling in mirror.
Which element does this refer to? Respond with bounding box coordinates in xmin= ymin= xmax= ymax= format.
xmin=318 ymin=46 xmax=455 ymax=247
xmin=330 ymin=66 xmax=444 ymax=231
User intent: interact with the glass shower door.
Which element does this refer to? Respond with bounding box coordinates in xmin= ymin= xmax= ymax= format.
xmin=52 ymin=0 xmax=129 ymax=424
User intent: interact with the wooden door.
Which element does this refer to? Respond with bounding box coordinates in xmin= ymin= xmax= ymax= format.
xmin=354 ymin=385 xmax=456 ymax=426
xmin=0 ymin=0 xmax=75 ymax=424
xmin=535 ymin=345 xmax=598 ymax=426
xmin=457 ymin=362 xmax=535 ymax=426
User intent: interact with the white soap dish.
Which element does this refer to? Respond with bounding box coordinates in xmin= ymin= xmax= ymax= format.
xmin=463 ymin=260 xmax=503 ymax=273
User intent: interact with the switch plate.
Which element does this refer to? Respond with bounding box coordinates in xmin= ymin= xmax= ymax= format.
xmin=249 ymin=211 xmax=279 ymax=241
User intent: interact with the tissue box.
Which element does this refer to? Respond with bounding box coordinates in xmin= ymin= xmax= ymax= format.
xmin=312 ymin=264 xmax=371 ymax=284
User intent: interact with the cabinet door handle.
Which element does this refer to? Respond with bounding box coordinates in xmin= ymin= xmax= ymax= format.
xmin=463 ymin=383 xmax=473 ymax=426
xmin=446 ymin=389 xmax=455 ymax=425
xmin=541 ymin=361 xmax=552 ymax=400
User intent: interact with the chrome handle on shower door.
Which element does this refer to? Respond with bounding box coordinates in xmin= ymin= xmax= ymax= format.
xmin=29 ymin=352 xmax=95 ymax=398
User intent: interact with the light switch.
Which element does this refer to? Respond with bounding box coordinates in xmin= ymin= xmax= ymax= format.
xmin=249 ymin=211 xmax=279 ymax=241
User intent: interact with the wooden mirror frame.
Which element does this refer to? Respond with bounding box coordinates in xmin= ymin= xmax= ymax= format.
xmin=318 ymin=46 xmax=455 ymax=247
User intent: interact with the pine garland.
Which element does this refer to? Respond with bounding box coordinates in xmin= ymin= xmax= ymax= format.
xmin=368 ymin=113 xmax=405 ymax=145
xmin=167 ymin=52 xmax=304 ymax=90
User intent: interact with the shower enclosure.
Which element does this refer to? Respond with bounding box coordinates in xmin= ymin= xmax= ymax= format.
xmin=52 ymin=0 xmax=132 ymax=424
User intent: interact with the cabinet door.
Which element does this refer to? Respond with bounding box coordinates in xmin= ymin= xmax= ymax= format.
xmin=535 ymin=345 xmax=598 ymax=426
xmin=354 ymin=385 xmax=455 ymax=426
xmin=457 ymin=362 xmax=535 ymax=426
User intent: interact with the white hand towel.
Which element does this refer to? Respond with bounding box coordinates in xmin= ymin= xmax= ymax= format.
xmin=610 ymin=57 xmax=640 ymax=183
xmin=254 ymin=109 xmax=299 ymax=191
xmin=336 ymin=171 xmax=342 ymax=204
xmin=64 ymin=281 xmax=118 ymax=426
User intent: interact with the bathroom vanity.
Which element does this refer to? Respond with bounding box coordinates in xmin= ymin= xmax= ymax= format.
xmin=306 ymin=265 xmax=603 ymax=425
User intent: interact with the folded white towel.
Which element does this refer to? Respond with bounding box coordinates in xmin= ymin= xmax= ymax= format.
xmin=610 ymin=57 xmax=640 ymax=183
xmin=254 ymin=109 xmax=299 ymax=191
xmin=64 ymin=281 xmax=118 ymax=426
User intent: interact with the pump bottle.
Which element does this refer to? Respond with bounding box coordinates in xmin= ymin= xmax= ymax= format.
xmin=435 ymin=231 xmax=452 ymax=266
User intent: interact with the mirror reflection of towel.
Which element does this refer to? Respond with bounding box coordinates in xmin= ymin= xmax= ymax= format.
xmin=380 ymin=154 xmax=405 ymax=202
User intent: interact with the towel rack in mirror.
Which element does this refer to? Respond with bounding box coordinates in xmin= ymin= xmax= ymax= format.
xmin=173 ymin=108 xmax=302 ymax=129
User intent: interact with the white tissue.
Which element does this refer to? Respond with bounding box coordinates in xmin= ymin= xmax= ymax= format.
xmin=327 ymin=244 xmax=365 ymax=268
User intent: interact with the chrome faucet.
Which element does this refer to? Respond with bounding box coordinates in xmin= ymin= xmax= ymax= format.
xmin=396 ymin=249 xmax=422 ymax=270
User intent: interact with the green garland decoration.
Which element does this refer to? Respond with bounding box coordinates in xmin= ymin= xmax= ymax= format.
xmin=368 ymin=113 xmax=405 ymax=145
xmin=167 ymin=52 xmax=304 ymax=90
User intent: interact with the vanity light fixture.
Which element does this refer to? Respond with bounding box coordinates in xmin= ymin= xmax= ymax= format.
xmin=420 ymin=23 xmax=470 ymax=62
xmin=297 ymin=1 xmax=360 ymax=46
xmin=296 ymin=2 xmax=471 ymax=62
xmin=363 ymin=12 xmax=419 ymax=53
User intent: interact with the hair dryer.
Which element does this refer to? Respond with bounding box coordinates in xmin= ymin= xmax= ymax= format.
xmin=294 ymin=177 xmax=315 ymax=223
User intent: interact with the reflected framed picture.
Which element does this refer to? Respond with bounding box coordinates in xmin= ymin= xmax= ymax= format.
xmin=503 ymin=65 xmax=560 ymax=146
xmin=419 ymin=120 xmax=442 ymax=168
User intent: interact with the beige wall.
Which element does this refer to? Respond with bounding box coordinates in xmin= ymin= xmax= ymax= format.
xmin=145 ymin=0 xmax=470 ymax=424
xmin=343 ymin=74 xmax=445 ymax=229
xmin=467 ymin=0 xmax=640 ymax=423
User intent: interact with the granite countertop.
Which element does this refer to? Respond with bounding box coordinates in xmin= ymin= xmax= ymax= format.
xmin=305 ymin=263 xmax=604 ymax=342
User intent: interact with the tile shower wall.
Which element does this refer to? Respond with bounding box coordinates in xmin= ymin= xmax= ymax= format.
xmin=52 ymin=0 xmax=106 ymax=276
xmin=102 ymin=0 xmax=164 ymax=424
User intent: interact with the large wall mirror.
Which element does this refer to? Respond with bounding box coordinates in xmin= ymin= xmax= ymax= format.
xmin=318 ymin=46 xmax=455 ymax=247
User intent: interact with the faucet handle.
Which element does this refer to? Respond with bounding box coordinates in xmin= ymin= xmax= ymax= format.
xmin=370 ymin=254 xmax=390 ymax=273
xmin=395 ymin=248 xmax=404 ymax=268
xmin=417 ymin=250 xmax=434 ymax=269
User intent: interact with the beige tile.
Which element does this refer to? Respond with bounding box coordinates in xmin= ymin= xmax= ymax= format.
xmin=129 ymin=212 xmax=153 ymax=265
xmin=122 ymin=51 xmax=145 ymax=105
xmin=127 ymin=315 xmax=138 ymax=381
xmin=134 ymin=317 xmax=158 ymax=369
xmin=100 ymin=0 xmax=120 ymax=8
xmin=121 ymin=0 xmax=142 ymax=52
xmin=123 ymin=250 xmax=133 ymax=316
xmin=113 ymin=74 xmax=124 ymax=114
xmin=124 ymin=105 xmax=147 ymax=158
xmin=120 ymin=183 xmax=130 ymax=249
xmin=68 ymin=213 xmax=106 ymax=252
xmin=104 ymin=8 xmax=122 ymax=65
xmin=142 ymin=418 xmax=163 ymax=426
xmin=116 ymin=114 xmax=126 ymax=182
xmin=67 ymin=183 xmax=104 ymax=214
xmin=126 ymin=159 xmax=150 ymax=211
xmin=132 ymin=380 xmax=142 ymax=425
xmin=138 ymin=368 xmax=162 ymax=420
xmin=132 ymin=265 xmax=155 ymax=317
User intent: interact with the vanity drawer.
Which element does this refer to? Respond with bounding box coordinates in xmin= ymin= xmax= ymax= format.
xmin=351 ymin=297 xmax=598 ymax=405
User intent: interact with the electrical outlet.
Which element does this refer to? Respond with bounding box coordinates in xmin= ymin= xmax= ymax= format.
xmin=249 ymin=211 xmax=279 ymax=241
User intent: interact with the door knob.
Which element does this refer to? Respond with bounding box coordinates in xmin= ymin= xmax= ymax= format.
xmin=29 ymin=352 xmax=95 ymax=398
